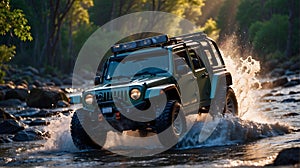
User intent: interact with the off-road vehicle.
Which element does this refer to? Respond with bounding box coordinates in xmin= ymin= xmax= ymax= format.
xmin=70 ymin=32 xmax=238 ymax=149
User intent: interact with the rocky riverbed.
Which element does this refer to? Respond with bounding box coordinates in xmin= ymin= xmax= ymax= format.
xmin=0 ymin=64 xmax=299 ymax=167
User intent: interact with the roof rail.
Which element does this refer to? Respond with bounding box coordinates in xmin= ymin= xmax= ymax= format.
xmin=175 ymin=32 xmax=207 ymax=42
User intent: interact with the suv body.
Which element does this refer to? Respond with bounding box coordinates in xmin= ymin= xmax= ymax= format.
xmin=71 ymin=32 xmax=238 ymax=149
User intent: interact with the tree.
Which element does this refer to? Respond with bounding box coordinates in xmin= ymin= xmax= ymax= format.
xmin=0 ymin=0 xmax=32 ymax=82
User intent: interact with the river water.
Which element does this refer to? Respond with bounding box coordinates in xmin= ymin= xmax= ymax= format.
xmin=1 ymin=56 xmax=300 ymax=167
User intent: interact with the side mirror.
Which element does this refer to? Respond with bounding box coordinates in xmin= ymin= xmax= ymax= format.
xmin=176 ymin=64 xmax=190 ymax=75
xmin=94 ymin=76 xmax=102 ymax=85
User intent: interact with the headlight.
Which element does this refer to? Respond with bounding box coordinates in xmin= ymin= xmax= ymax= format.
xmin=130 ymin=88 xmax=141 ymax=100
xmin=84 ymin=93 xmax=94 ymax=105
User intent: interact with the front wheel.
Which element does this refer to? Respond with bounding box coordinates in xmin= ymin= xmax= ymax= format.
xmin=224 ymin=87 xmax=238 ymax=116
xmin=70 ymin=110 xmax=106 ymax=150
xmin=156 ymin=100 xmax=186 ymax=147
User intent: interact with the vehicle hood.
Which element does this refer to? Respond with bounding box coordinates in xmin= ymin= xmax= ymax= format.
xmin=86 ymin=75 xmax=174 ymax=92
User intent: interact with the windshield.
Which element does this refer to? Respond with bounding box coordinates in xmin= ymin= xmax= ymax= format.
xmin=105 ymin=49 xmax=169 ymax=80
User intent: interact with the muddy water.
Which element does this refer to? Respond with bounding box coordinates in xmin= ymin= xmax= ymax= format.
xmin=1 ymin=58 xmax=300 ymax=167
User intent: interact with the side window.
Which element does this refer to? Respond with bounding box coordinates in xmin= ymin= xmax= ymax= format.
xmin=188 ymin=49 xmax=205 ymax=70
xmin=208 ymin=40 xmax=223 ymax=66
xmin=173 ymin=49 xmax=192 ymax=68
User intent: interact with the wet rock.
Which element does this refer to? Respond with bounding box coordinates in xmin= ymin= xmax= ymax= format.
xmin=56 ymin=100 xmax=70 ymax=108
xmin=61 ymin=109 xmax=74 ymax=116
xmin=51 ymin=77 xmax=63 ymax=86
xmin=0 ymin=136 xmax=13 ymax=143
xmin=289 ymin=91 xmax=300 ymax=95
xmin=26 ymin=87 xmax=69 ymax=108
xmin=281 ymin=98 xmax=300 ymax=103
xmin=4 ymin=88 xmax=29 ymax=101
xmin=33 ymin=80 xmax=44 ymax=87
xmin=284 ymin=70 xmax=295 ymax=76
xmin=262 ymin=93 xmax=273 ymax=97
xmin=0 ymin=83 xmax=15 ymax=90
xmin=45 ymin=82 xmax=55 ymax=86
xmin=0 ymin=109 xmax=16 ymax=120
xmin=34 ymin=109 xmax=60 ymax=117
xmin=12 ymin=128 xmax=45 ymax=141
xmin=273 ymin=147 xmax=300 ymax=166
xmin=28 ymin=118 xmax=50 ymax=126
xmin=261 ymin=81 xmax=273 ymax=89
xmin=24 ymin=66 xmax=39 ymax=75
xmin=0 ymin=119 xmax=25 ymax=134
xmin=0 ymin=99 xmax=23 ymax=107
xmin=62 ymin=77 xmax=72 ymax=85
xmin=274 ymin=93 xmax=284 ymax=96
xmin=284 ymin=78 xmax=300 ymax=87
xmin=16 ymin=108 xmax=60 ymax=118
xmin=272 ymin=77 xmax=288 ymax=87
xmin=15 ymin=108 xmax=40 ymax=118
xmin=282 ymin=112 xmax=299 ymax=117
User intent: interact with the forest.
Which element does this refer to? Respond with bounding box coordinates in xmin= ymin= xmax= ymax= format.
xmin=0 ymin=0 xmax=299 ymax=82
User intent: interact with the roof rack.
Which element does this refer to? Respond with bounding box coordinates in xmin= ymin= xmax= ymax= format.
xmin=110 ymin=32 xmax=207 ymax=55
xmin=111 ymin=34 xmax=169 ymax=55
xmin=175 ymin=32 xmax=207 ymax=42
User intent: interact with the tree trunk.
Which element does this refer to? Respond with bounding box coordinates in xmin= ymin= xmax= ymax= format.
xmin=286 ymin=0 xmax=295 ymax=57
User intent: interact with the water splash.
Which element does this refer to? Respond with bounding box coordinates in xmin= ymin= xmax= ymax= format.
xmin=177 ymin=115 xmax=291 ymax=149
xmin=42 ymin=113 xmax=77 ymax=152
xmin=176 ymin=35 xmax=292 ymax=149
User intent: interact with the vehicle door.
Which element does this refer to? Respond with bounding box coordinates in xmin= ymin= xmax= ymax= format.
xmin=173 ymin=49 xmax=198 ymax=107
xmin=188 ymin=48 xmax=211 ymax=106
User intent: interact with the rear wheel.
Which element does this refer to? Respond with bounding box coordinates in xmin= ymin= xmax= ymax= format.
xmin=224 ymin=87 xmax=238 ymax=116
xmin=156 ymin=100 xmax=186 ymax=147
xmin=71 ymin=110 xmax=106 ymax=150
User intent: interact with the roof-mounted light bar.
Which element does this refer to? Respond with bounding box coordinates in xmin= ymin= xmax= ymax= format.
xmin=111 ymin=34 xmax=169 ymax=54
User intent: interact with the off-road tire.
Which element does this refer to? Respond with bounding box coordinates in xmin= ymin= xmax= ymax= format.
xmin=224 ymin=87 xmax=238 ymax=116
xmin=71 ymin=111 xmax=105 ymax=150
xmin=156 ymin=100 xmax=186 ymax=147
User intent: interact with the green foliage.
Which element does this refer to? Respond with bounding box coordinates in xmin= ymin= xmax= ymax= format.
xmin=199 ymin=18 xmax=220 ymax=40
xmin=236 ymin=0 xmax=299 ymax=64
xmin=0 ymin=0 xmax=32 ymax=83
xmin=0 ymin=45 xmax=15 ymax=82
xmin=250 ymin=14 xmax=288 ymax=56
xmin=0 ymin=0 xmax=32 ymax=41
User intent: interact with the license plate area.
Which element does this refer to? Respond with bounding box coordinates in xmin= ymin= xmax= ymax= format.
xmin=101 ymin=107 xmax=113 ymax=114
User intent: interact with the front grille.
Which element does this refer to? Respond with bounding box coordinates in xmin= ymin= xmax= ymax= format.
xmin=96 ymin=89 xmax=129 ymax=102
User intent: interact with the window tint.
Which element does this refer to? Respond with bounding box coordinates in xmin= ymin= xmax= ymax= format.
xmin=188 ymin=49 xmax=205 ymax=70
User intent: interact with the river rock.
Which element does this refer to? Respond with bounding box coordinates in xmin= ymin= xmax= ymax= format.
xmin=0 ymin=99 xmax=23 ymax=107
xmin=273 ymin=147 xmax=300 ymax=166
xmin=26 ymin=87 xmax=69 ymax=108
xmin=51 ymin=77 xmax=63 ymax=86
xmin=16 ymin=108 xmax=60 ymax=118
xmin=4 ymin=88 xmax=29 ymax=101
xmin=272 ymin=77 xmax=288 ymax=87
xmin=284 ymin=78 xmax=300 ymax=87
xmin=12 ymin=128 xmax=45 ymax=141
xmin=281 ymin=98 xmax=300 ymax=103
xmin=0 ymin=109 xmax=16 ymax=120
xmin=28 ymin=118 xmax=50 ymax=126
xmin=0 ymin=135 xmax=13 ymax=143
xmin=62 ymin=77 xmax=72 ymax=85
xmin=24 ymin=66 xmax=39 ymax=75
xmin=0 ymin=119 xmax=25 ymax=134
